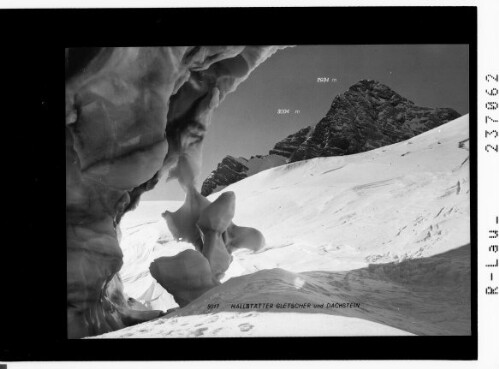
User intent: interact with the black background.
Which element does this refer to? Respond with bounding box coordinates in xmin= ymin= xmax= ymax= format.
xmin=0 ymin=6 xmax=477 ymax=361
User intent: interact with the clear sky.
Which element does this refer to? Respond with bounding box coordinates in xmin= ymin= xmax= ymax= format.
xmin=142 ymin=44 xmax=469 ymax=201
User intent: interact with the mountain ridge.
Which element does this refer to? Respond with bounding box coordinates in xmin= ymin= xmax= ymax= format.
xmin=201 ymin=79 xmax=461 ymax=196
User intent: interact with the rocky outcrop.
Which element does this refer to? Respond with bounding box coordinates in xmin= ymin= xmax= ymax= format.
xmin=65 ymin=46 xmax=285 ymax=338
xmin=201 ymin=154 xmax=287 ymax=196
xmin=287 ymin=80 xmax=461 ymax=162
xmin=269 ymin=126 xmax=314 ymax=158
xmin=201 ymin=156 xmax=249 ymax=196
xmin=201 ymin=79 xmax=461 ymax=195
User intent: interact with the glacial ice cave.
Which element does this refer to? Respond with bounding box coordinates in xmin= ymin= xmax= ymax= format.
xmin=66 ymin=46 xmax=470 ymax=339
xmin=66 ymin=46 xmax=284 ymax=338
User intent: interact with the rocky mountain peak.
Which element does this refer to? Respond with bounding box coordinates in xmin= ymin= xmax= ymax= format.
xmin=288 ymin=79 xmax=460 ymax=162
xmin=344 ymin=79 xmax=414 ymax=104
xmin=201 ymin=156 xmax=249 ymax=196
xmin=201 ymin=80 xmax=461 ymax=195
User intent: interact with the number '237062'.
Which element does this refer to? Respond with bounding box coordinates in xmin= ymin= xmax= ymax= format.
xmin=485 ymin=74 xmax=499 ymax=153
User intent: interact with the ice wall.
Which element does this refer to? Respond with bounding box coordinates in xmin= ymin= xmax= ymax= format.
xmin=65 ymin=46 xmax=286 ymax=338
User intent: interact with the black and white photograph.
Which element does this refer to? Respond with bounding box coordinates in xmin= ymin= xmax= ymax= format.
xmin=3 ymin=3 xmax=499 ymax=367
xmin=66 ymin=43 xmax=472 ymax=338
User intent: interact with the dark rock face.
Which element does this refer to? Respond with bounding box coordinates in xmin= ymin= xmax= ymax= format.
xmin=201 ymin=79 xmax=461 ymax=195
xmin=269 ymin=126 xmax=314 ymax=158
xmin=288 ymin=80 xmax=461 ymax=162
xmin=201 ymin=156 xmax=249 ymax=196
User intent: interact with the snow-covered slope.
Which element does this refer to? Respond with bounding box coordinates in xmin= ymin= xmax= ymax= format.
xmin=99 ymin=114 xmax=470 ymax=337
xmin=96 ymin=312 xmax=413 ymax=338
xmin=222 ymin=114 xmax=470 ymax=274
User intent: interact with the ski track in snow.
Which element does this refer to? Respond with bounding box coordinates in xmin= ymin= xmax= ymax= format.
xmin=97 ymin=115 xmax=470 ymax=338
